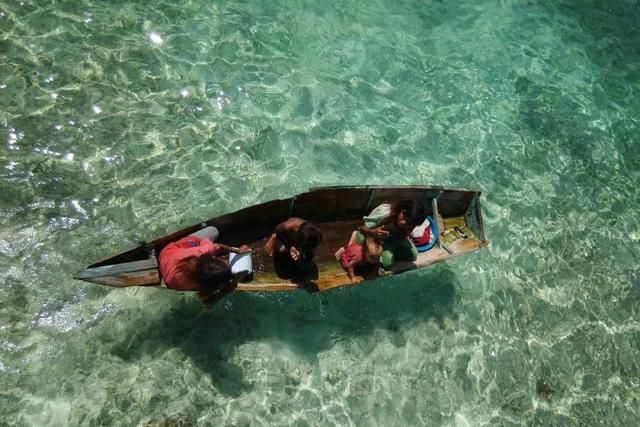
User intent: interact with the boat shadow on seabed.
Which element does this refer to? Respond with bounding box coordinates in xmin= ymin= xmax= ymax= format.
xmin=109 ymin=267 xmax=459 ymax=397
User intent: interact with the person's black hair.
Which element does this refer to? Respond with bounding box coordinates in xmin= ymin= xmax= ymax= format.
xmin=195 ymin=254 xmax=233 ymax=292
xmin=297 ymin=221 xmax=323 ymax=253
xmin=394 ymin=199 xmax=426 ymax=228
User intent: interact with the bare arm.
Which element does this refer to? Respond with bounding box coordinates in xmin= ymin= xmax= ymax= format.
xmin=358 ymin=224 xmax=389 ymax=240
xmin=216 ymin=243 xmax=252 ymax=256
xmin=347 ymin=230 xmax=359 ymax=246
xmin=200 ymin=280 xmax=237 ymax=308
xmin=346 ymin=266 xmax=362 ymax=284
xmin=358 ymin=208 xmax=395 ymax=239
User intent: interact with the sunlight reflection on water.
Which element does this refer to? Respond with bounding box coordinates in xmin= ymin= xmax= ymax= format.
xmin=0 ymin=0 xmax=639 ymax=426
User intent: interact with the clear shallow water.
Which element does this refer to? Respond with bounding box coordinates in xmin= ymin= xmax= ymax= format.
xmin=1 ymin=0 xmax=639 ymax=425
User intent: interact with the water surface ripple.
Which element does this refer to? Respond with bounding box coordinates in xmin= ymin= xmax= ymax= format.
xmin=0 ymin=0 xmax=639 ymax=426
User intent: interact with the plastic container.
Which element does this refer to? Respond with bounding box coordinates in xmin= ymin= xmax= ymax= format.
xmin=229 ymin=252 xmax=253 ymax=282
xmin=415 ymin=216 xmax=438 ymax=252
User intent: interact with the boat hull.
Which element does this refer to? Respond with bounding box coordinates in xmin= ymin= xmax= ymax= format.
xmin=73 ymin=185 xmax=489 ymax=292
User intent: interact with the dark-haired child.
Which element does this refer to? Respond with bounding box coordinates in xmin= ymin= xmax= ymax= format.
xmin=356 ymin=200 xmax=426 ymax=269
xmin=264 ymin=217 xmax=323 ymax=281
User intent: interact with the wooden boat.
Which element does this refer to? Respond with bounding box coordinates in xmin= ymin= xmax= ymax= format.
xmin=73 ymin=185 xmax=489 ymax=292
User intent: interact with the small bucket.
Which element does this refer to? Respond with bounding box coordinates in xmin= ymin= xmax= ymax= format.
xmin=229 ymin=252 xmax=253 ymax=282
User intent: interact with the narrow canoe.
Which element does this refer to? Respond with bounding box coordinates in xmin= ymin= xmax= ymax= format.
xmin=73 ymin=185 xmax=489 ymax=292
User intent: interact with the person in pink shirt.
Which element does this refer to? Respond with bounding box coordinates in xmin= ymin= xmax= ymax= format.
xmin=335 ymin=231 xmax=383 ymax=284
xmin=159 ymin=226 xmax=252 ymax=306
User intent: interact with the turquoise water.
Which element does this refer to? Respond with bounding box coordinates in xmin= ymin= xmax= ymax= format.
xmin=1 ymin=0 xmax=639 ymax=425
